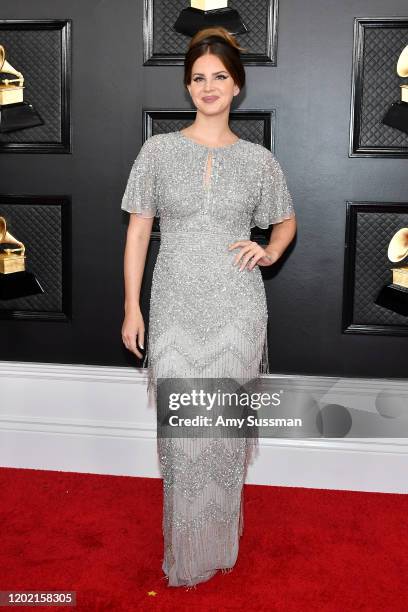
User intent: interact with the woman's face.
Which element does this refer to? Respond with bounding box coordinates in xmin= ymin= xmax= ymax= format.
xmin=187 ymin=51 xmax=240 ymax=115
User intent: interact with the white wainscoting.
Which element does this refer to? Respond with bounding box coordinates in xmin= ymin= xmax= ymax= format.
xmin=0 ymin=361 xmax=407 ymax=494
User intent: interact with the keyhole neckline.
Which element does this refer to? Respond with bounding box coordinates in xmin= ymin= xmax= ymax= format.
xmin=177 ymin=130 xmax=242 ymax=151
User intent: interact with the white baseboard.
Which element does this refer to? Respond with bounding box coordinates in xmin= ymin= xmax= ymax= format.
xmin=0 ymin=361 xmax=407 ymax=494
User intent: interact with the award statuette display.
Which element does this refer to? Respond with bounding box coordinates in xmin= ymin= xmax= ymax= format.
xmin=375 ymin=227 xmax=408 ymax=316
xmin=0 ymin=216 xmax=43 ymax=300
xmin=382 ymin=44 xmax=408 ymax=136
xmin=0 ymin=44 xmax=43 ymax=133
xmin=174 ymin=0 xmax=248 ymax=37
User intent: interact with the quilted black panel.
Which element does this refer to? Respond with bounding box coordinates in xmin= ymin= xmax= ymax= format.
xmin=361 ymin=27 xmax=408 ymax=148
xmin=0 ymin=21 xmax=70 ymax=149
xmin=354 ymin=210 xmax=408 ymax=325
xmin=352 ymin=19 xmax=408 ymax=154
xmin=147 ymin=0 xmax=277 ymax=63
xmin=0 ymin=200 xmax=69 ymax=319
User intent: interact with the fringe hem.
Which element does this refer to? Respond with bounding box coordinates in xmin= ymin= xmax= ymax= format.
xmin=144 ymin=328 xmax=269 ymax=587
xmin=142 ymin=342 xmax=157 ymax=407
xmin=142 ymin=325 xmax=269 ymax=407
xmin=259 ymin=327 xmax=269 ymax=375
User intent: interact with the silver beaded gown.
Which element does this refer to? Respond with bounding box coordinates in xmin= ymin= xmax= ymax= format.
xmin=121 ymin=130 xmax=295 ymax=587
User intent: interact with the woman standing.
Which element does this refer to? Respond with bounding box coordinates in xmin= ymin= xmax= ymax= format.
xmin=121 ymin=26 xmax=297 ymax=588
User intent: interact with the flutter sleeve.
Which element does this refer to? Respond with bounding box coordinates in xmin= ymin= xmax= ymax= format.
xmin=250 ymin=149 xmax=295 ymax=228
xmin=121 ymin=137 xmax=158 ymax=217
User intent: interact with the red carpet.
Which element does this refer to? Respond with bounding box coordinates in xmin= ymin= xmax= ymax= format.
xmin=0 ymin=466 xmax=407 ymax=611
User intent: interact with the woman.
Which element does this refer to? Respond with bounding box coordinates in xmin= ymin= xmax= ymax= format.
xmin=121 ymin=26 xmax=297 ymax=588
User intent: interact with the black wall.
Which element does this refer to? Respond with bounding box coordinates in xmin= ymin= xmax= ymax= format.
xmin=1 ymin=0 xmax=407 ymax=377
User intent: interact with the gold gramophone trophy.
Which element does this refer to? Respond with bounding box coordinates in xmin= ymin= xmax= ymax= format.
xmin=0 ymin=216 xmax=44 ymax=300
xmin=174 ymin=0 xmax=248 ymax=36
xmin=382 ymin=44 xmax=408 ymax=135
xmin=397 ymin=45 xmax=408 ymax=104
xmin=0 ymin=215 xmax=25 ymax=273
xmin=375 ymin=227 xmax=408 ymax=316
xmin=0 ymin=44 xmax=43 ymax=133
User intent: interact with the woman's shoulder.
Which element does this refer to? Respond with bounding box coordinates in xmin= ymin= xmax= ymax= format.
xmin=141 ymin=133 xmax=168 ymax=150
xmin=240 ymin=139 xmax=274 ymax=158
xmin=237 ymin=139 xmax=277 ymax=167
xmin=140 ymin=132 xmax=180 ymax=157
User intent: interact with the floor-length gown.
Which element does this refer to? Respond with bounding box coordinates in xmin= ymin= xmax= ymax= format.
xmin=121 ymin=130 xmax=295 ymax=587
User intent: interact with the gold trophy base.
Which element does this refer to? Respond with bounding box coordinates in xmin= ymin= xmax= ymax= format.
xmin=0 ymin=253 xmax=25 ymax=274
xmin=391 ymin=266 xmax=408 ymax=289
xmin=0 ymin=85 xmax=24 ymax=105
xmin=191 ymin=0 xmax=228 ymax=10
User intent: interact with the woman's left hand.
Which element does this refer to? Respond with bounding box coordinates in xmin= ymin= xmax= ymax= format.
xmin=227 ymin=240 xmax=280 ymax=271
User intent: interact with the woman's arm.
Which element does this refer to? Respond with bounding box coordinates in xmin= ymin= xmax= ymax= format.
xmin=122 ymin=214 xmax=155 ymax=358
xmin=264 ymin=215 xmax=297 ymax=263
xmin=228 ymin=215 xmax=297 ymax=270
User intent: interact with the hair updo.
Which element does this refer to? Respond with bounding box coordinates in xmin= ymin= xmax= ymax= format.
xmin=183 ymin=26 xmax=247 ymax=91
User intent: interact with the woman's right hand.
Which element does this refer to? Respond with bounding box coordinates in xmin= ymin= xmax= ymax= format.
xmin=121 ymin=308 xmax=145 ymax=359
